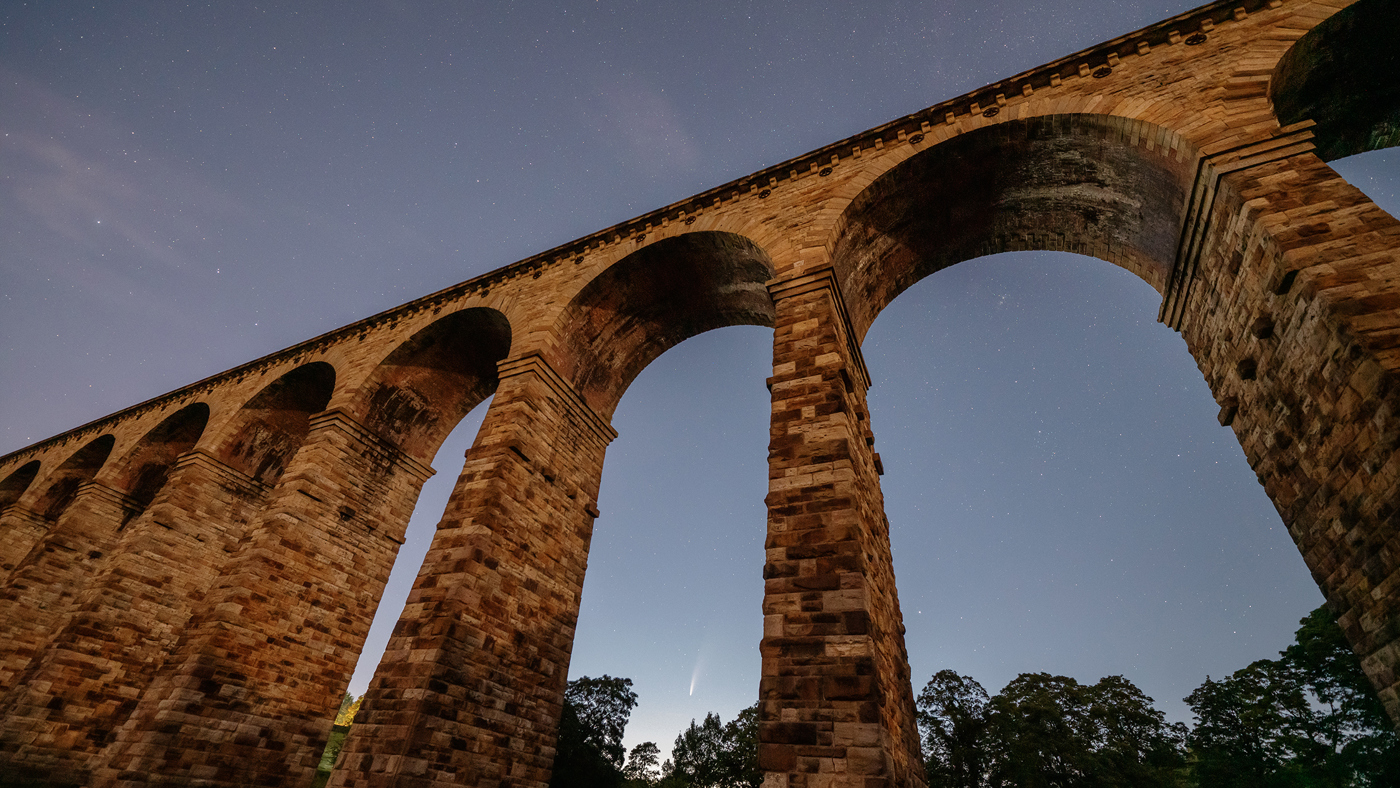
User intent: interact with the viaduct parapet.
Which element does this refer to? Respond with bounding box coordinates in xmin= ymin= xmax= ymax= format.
xmin=0 ymin=1 xmax=1397 ymax=785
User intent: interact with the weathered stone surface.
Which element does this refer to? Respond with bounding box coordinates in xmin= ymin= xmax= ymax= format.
xmin=761 ymin=268 xmax=924 ymax=788
xmin=0 ymin=0 xmax=1396 ymax=785
xmin=329 ymin=355 xmax=616 ymax=788
xmin=0 ymin=452 xmax=268 ymax=786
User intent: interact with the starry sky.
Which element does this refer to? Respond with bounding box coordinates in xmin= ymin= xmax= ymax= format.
xmin=2 ymin=0 xmax=1397 ymax=762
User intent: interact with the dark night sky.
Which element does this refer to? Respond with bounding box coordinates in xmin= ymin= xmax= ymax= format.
xmin=2 ymin=0 xmax=1396 ymax=760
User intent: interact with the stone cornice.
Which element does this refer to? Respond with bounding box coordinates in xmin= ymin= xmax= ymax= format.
xmin=172 ymin=450 xmax=271 ymax=499
xmin=74 ymin=482 xmax=143 ymax=518
xmin=0 ymin=504 xmax=50 ymax=530
xmin=0 ymin=0 xmax=1289 ymax=467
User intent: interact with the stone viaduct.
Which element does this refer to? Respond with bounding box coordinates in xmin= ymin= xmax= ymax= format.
xmin=0 ymin=0 xmax=1397 ymax=785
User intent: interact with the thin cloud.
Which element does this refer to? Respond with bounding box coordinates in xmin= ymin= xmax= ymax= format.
xmin=587 ymin=72 xmax=700 ymax=177
xmin=1 ymin=69 xmax=246 ymax=275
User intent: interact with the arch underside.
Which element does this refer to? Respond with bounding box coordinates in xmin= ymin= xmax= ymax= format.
xmin=31 ymin=435 xmax=115 ymax=520
xmin=114 ymin=403 xmax=209 ymax=517
xmin=216 ymin=362 xmax=336 ymax=485
xmin=833 ymin=115 xmax=1200 ymax=339
xmin=554 ymin=231 xmax=777 ymax=418
xmin=1270 ymin=0 xmax=1400 ymax=162
xmin=354 ymin=307 xmax=511 ymax=462
xmin=0 ymin=463 xmax=40 ymax=510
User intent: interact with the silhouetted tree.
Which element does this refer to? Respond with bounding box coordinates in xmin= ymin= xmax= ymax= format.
xmin=917 ymin=670 xmax=991 ymax=788
xmin=551 ymin=675 xmax=640 ymax=788
xmin=624 ymin=741 xmax=662 ymax=787
xmin=664 ymin=703 xmax=761 ymax=788
xmin=1185 ymin=605 xmax=1400 ymax=787
xmin=916 ymin=671 xmax=1184 ymax=787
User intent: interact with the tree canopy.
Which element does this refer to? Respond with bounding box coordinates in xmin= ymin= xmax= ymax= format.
xmin=551 ymin=675 xmax=640 ymax=788
xmin=1185 ymin=606 xmax=1400 ymax=787
xmin=917 ymin=669 xmax=1186 ymax=787
xmin=660 ymin=704 xmax=760 ymax=788
xmin=549 ymin=606 xmax=1398 ymax=788
xmin=916 ymin=605 xmax=1400 ymax=788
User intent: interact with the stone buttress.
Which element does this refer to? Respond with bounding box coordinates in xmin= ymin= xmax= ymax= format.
xmin=1163 ymin=130 xmax=1400 ymax=718
xmin=0 ymin=451 xmax=268 ymax=784
xmin=328 ymin=353 xmax=615 ymax=788
xmin=759 ymin=267 xmax=925 ymax=788
xmin=92 ymin=409 xmax=434 ymax=787
xmin=0 ymin=483 xmax=141 ymax=695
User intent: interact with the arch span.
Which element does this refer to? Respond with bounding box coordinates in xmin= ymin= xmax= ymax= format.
xmin=0 ymin=460 xmax=46 ymax=578
xmin=110 ymin=402 xmax=209 ymax=521
xmin=830 ymin=115 xmax=1199 ymax=338
xmin=30 ymin=435 xmax=115 ymax=521
xmin=1271 ymin=0 xmax=1400 ymax=161
xmin=352 ymin=307 xmax=511 ymax=460
xmin=215 ymin=362 xmax=336 ymax=485
xmin=0 ymin=461 xmax=40 ymax=512
xmin=552 ymin=231 xmax=776 ymax=417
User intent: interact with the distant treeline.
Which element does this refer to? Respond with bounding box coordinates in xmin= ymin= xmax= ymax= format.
xmin=915 ymin=605 xmax=1400 ymax=786
xmin=551 ymin=606 xmax=1400 ymax=788
xmin=315 ymin=606 xmax=1398 ymax=787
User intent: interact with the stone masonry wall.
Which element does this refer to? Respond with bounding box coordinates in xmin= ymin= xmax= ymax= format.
xmin=760 ymin=269 xmax=925 ymax=788
xmin=1176 ymin=146 xmax=1400 ymax=716
xmin=0 ymin=451 xmax=268 ymax=785
xmin=330 ymin=355 xmax=615 ymax=788
xmin=0 ymin=484 xmax=139 ymax=697
xmin=93 ymin=410 xmax=434 ymax=787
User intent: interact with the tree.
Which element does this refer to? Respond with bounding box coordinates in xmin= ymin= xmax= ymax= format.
xmin=916 ymin=670 xmax=991 ymax=788
xmin=335 ymin=692 xmax=362 ymax=726
xmin=984 ymin=673 xmax=1184 ymax=788
xmin=664 ymin=704 xmax=761 ymax=788
xmin=719 ymin=703 xmax=761 ymax=788
xmin=624 ymin=742 xmax=662 ymax=787
xmin=550 ymin=675 xmax=640 ymax=788
xmin=1281 ymin=606 xmax=1400 ymax=785
xmin=1081 ymin=675 xmax=1186 ymax=787
xmin=567 ymin=675 xmax=641 ymax=768
xmin=1185 ymin=605 xmax=1400 ymax=787
xmin=1185 ymin=660 xmax=1319 ymax=786
xmin=985 ymin=673 xmax=1097 ymax=788
xmin=915 ymin=670 xmax=1184 ymax=788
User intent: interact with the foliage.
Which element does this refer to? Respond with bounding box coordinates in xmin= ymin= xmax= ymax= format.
xmin=624 ymin=741 xmax=662 ymax=786
xmin=917 ymin=670 xmax=1185 ymax=788
xmin=662 ymin=703 xmax=761 ymax=788
xmin=551 ymin=675 xmax=640 ymax=788
xmin=335 ymin=692 xmax=362 ymax=726
xmin=1185 ymin=606 xmax=1400 ymax=787
xmin=560 ymin=607 xmax=1399 ymax=788
xmin=917 ymin=669 xmax=991 ymax=788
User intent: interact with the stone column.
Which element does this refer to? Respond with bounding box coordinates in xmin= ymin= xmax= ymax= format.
xmin=0 ymin=482 xmax=139 ymax=695
xmin=93 ymin=409 xmax=434 ymax=788
xmin=0 ymin=504 xmax=51 ymax=583
xmin=0 ymin=450 xmax=268 ymax=786
xmin=329 ymin=353 xmax=615 ymax=788
xmin=758 ymin=267 xmax=925 ymax=788
xmin=1163 ymin=132 xmax=1400 ymax=721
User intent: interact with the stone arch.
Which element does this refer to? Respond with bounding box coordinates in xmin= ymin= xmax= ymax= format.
xmin=352 ymin=307 xmax=511 ymax=461
xmin=0 ymin=462 xmax=40 ymax=511
xmin=1271 ymin=0 xmax=1400 ymax=162
xmin=213 ymin=362 xmax=336 ymax=485
xmin=829 ymin=114 xmax=1200 ymax=338
xmin=110 ymin=403 xmax=209 ymax=521
xmin=551 ymin=231 xmax=777 ymax=417
xmin=30 ymin=435 xmax=115 ymax=520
